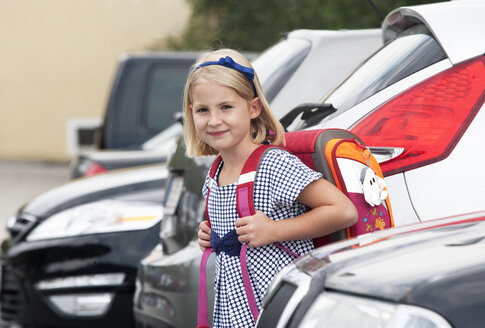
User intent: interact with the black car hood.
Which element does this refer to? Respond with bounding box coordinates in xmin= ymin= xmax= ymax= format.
xmin=20 ymin=164 xmax=168 ymax=218
xmin=299 ymin=213 xmax=485 ymax=307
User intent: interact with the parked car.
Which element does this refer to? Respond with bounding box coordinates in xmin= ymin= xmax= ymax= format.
xmin=133 ymin=28 xmax=383 ymax=328
xmin=135 ymin=0 xmax=485 ymax=327
xmin=0 ymin=28 xmax=381 ymax=328
xmin=255 ymin=210 xmax=485 ymax=328
xmin=0 ymin=164 xmax=168 ymax=328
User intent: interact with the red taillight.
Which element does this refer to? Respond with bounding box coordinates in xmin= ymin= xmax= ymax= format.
xmin=84 ymin=162 xmax=108 ymax=177
xmin=350 ymin=56 xmax=485 ymax=176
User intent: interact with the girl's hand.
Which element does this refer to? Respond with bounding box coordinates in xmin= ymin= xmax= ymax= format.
xmin=198 ymin=220 xmax=212 ymax=251
xmin=235 ymin=210 xmax=276 ymax=248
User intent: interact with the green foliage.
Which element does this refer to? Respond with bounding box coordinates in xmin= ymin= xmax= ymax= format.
xmin=165 ymin=0 xmax=443 ymax=52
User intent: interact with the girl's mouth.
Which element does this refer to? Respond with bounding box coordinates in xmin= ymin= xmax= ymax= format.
xmin=208 ymin=131 xmax=227 ymax=137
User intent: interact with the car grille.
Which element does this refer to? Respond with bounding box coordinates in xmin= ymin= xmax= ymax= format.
xmin=0 ymin=263 xmax=22 ymax=323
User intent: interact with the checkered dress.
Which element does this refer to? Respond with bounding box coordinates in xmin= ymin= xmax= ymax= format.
xmin=203 ymin=148 xmax=322 ymax=328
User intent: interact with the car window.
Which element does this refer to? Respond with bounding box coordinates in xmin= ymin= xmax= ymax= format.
xmin=253 ymin=37 xmax=311 ymax=103
xmin=143 ymin=65 xmax=189 ymax=131
xmin=294 ymin=33 xmax=447 ymax=129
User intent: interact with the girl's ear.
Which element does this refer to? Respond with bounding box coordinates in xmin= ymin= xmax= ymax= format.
xmin=250 ymin=97 xmax=262 ymax=119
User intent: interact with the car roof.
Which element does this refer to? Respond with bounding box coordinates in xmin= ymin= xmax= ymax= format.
xmin=382 ymin=0 xmax=485 ymax=65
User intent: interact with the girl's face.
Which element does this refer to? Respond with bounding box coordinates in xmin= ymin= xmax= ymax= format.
xmin=191 ymin=82 xmax=261 ymax=155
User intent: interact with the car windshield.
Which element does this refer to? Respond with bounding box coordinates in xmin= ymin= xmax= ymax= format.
xmin=252 ymin=37 xmax=311 ymax=105
xmin=291 ymin=32 xmax=447 ymax=130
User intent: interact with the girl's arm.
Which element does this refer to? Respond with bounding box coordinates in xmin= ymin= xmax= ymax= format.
xmin=198 ymin=220 xmax=212 ymax=251
xmin=235 ymin=178 xmax=358 ymax=248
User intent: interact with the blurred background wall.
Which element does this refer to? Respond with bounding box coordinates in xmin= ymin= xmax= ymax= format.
xmin=0 ymin=0 xmax=191 ymax=162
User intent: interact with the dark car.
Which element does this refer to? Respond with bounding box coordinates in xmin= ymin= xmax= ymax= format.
xmin=255 ymin=211 xmax=485 ymax=328
xmin=0 ymin=164 xmax=167 ymax=328
xmin=133 ymin=28 xmax=383 ymax=328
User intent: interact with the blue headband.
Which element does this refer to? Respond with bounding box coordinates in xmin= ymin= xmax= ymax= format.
xmin=196 ymin=56 xmax=257 ymax=97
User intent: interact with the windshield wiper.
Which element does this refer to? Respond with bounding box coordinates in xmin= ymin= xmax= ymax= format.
xmin=280 ymin=103 xmax=337 ymax=130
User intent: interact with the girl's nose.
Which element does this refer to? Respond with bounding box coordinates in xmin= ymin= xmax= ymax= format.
xmin=208 ymin=111 xmax=222 ymax=126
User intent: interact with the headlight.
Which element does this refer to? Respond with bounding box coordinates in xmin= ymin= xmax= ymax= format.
xmin=299 ymin=292 xmax=451 ymax=328
xmin=26 ymin=200 xmax=163 ymax=241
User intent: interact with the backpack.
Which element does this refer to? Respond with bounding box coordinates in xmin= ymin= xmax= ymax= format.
xmin=197 ymin=128 xmax=394 ymax=328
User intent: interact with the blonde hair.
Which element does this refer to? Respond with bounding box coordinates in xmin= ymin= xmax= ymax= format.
xmin=183 ymin=49 xmax=285 ymax=157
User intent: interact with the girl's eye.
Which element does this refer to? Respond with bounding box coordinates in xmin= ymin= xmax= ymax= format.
xmin=221 ymin=105 xmax=232 ymax=110
xmin=195 ymin=107 xmax=208 ymax=113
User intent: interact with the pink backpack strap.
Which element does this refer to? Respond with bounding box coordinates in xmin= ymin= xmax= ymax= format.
xmin=235 ymin=145 xmax=273 ymax=321
xmin=236 ymin=145 xmax=300 ymax=322
xmin=197 ymin=247 xmax=214 ymax=328
xmin=236 ymin=145 xmax=273 ymax=218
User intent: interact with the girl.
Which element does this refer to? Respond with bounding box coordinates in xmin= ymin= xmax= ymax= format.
xmin=184 ymin=49 xmax=357 ymax=328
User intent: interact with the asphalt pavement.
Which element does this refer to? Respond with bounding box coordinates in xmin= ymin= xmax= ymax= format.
xmin=0 ymin=160 xmax=70 ymax=242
